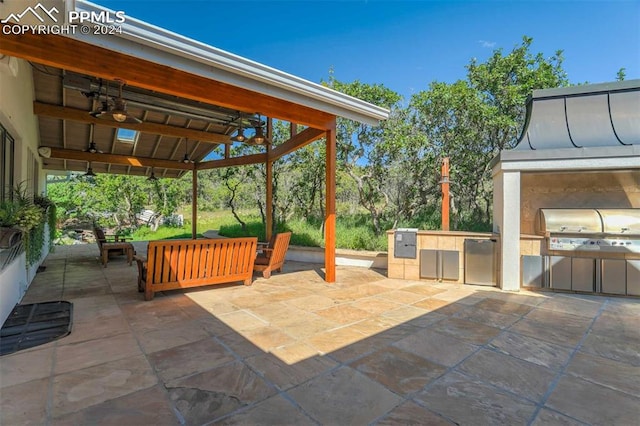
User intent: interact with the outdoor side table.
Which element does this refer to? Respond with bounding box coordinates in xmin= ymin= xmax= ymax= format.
xmin=101 ymin=242 xmax=134 ymax=267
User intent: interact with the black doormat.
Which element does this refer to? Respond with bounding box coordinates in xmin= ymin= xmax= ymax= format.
xmin=1 ymin=301 xmax=73 ymax=356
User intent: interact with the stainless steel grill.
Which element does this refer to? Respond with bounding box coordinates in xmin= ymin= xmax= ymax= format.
xmin=535 ymin=208 xmax=640 ymax=295
xmin=537 ymin=208 xmax=640 ymax=254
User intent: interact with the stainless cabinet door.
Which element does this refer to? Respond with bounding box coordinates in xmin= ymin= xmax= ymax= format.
xmin=550 ymin=256 xmax=571 ymax=290
xmin=464 ymin=240 xmax=496 ymax=286
xmin=572 ymin=258 xmax=595 ymax=292
xmin=522 ymin=255 xmax=544 ymax=288
xmin=627 ymin=260 xmax=640 ymax=296
xmin=601 ymin=259 xmax=626 ymax=295
xmin=420 ymin=250 xmax=438 ymax=279
xmin=441 ymin=250 xmax=460 ymax=281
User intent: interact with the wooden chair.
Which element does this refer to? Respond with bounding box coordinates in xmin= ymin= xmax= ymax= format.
xmin=253 ymin=232 xmax=291 ymax=278
xmin=93 ymin=227 xmax=134 ymax=268
xmin=93 ymin=227 xmax=128 ymax=244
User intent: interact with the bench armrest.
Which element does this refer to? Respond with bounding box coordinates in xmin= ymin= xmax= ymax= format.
xmin=133 ymin=255 xmax=147 ymax=292
xmin=105 ymin=234 xmax=129 ymax=242
xmin=133 ymin=255 xmax=147 ymax=265
xmin=260 ymin=248 xmax=274 ymax=259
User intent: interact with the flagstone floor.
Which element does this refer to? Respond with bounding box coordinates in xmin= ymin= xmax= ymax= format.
xmin=1 ymin=243 xmax=639 ymax=425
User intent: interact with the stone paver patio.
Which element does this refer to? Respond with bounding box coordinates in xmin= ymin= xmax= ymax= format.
xmin=1 ymin=243 xmax=639 ymax=425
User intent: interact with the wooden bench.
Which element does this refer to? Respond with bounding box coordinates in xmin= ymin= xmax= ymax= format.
xmin=134 ymin=237 xmax=257 ymax=301
xmin=93 ymin=227 xmax=134 ymax=268
xmin=254 ymin=232 xmax=291 ymax=278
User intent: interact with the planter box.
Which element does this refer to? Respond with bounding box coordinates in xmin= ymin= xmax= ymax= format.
xmin=0 ymin=227 xmax=22 ymax=249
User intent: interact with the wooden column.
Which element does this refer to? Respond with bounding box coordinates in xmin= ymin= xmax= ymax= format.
xmin=325 ymin=120 xmax=337 ymax=282
xmin=441 ymin=157 xmax=450 ymax=231
xmin=265 ymin=118 xmax=273 ymax=242
xmin=191 ymin=165 xmax=197 ymax=239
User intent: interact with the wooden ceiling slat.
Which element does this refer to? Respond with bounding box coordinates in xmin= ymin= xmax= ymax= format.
xmin=170 ymin=119 xmax=192 ymax=161
xmin=151 ymin=117 xmax=171 ymax=159
xmin=33 ymin=102 xmax=231 ymax=144
xmin=1 ymin=31 xmax=335 ymax=130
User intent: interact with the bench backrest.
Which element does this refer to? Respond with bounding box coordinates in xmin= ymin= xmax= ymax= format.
xmin=93 ymin=227 xmax=106 ymax=249
xmin=269 ymin=232 xmax=291 ymax=267
xmin=145 ymin=237 xmax=257 ymax=285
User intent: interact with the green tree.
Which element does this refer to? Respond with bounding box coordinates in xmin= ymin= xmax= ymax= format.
xmin=616 ymin=67 xmax=626 ymax=81
xmin=411 ymin=36 xmax=569 ymax=228
xmin=323 ymin=75 xmax=403 ymax=235
xmin=48 ymin=173 xmax=187 ymax=230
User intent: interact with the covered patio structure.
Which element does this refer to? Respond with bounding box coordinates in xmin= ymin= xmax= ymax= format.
xmin=0 ymin=0 xmax=389 ymax=285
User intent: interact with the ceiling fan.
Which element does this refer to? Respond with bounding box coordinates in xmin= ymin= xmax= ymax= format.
xmin=230 ymin=117 xmax=246 ymax=142
xmin=84 ymin=124 xmax=103 ymax=154
xmin=90 ymin=79 xmax=142 ymax=124
xmin=84 ymin=161 xmax=97 ymax=177
xmin=245 ymin=114 xmax=271 ymax=146
xmin=181 ymin=138 xmax=195 ymax=164
xmin=147 ymin=167 xmax=158 ymax=181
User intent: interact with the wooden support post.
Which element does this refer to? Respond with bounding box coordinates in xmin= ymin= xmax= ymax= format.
xmin=441 ymin=157 xmax=450 ymax=231
xmin=192 ymin=165 xmax=198 ymax=239
xmin=266 ymin=118 xmax=273 ymax=242
xmin=325 ymin=120 xmax=337 ymax=283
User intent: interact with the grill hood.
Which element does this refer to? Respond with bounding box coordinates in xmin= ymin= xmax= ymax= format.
xmin=599 ymin=209 xmax=640 ymax=235
xmin=537 ymin=208 xmax=640 ymax=236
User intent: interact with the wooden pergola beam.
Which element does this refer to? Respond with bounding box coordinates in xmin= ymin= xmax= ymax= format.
xmin=0 ymin=30 xmax=335 ymax=130
xmin=46 ymin=147 xmax=194 ymax=170
xmin=197 ymin=153 xmax=267 ymax=170
xmin=34 ymin=102 xmax=231 ymax=144
xmin=268 ymin=127 xmax=325 ymax=161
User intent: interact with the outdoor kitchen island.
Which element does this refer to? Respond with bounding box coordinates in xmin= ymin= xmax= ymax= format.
xmin=389 ymin=80 xmax=640 ymax=297
xmin=386 ymin=229 xmax=544 ymax=290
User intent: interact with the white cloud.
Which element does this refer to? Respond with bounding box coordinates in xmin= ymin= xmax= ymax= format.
xmin=478 ymin=40 xmax=496 ymax=48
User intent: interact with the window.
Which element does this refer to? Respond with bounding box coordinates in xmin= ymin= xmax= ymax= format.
xmin=116 ymin=128 xmax=139 ymax=144
xmin=1 ymin=123 xmax=15 ymax=202
xmin=26 ymin=149 xmax=39 ymax=198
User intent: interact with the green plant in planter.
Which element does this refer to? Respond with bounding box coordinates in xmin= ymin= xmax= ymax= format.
xmin=34 ymin=194 xmax=55 ymax=211
xmin=15 ymin=204 xmax=44 ymax=231
xmin=0 ymin=200 xmax=20 ymax=227
xmin=34 ymin=194 xmax=57 ymax=250
xmin=2 ymin=184 xmax=58 ymax=263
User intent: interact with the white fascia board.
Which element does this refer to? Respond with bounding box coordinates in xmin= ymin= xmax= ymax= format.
xmin=491 ymin=145 xmax=640 ymax=175
xmin=70 ymin=1 xmax=390 ymax=126
xmin=493 ymin=156 xmax=640 ymax=174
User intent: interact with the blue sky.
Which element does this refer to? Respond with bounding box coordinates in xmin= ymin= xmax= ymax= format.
xmin=100 ymin=0 xmax=639 ymax=100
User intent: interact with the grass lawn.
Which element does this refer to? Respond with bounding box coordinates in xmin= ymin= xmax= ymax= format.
xmin=128 ymin=210 xmax=388 ymax=251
